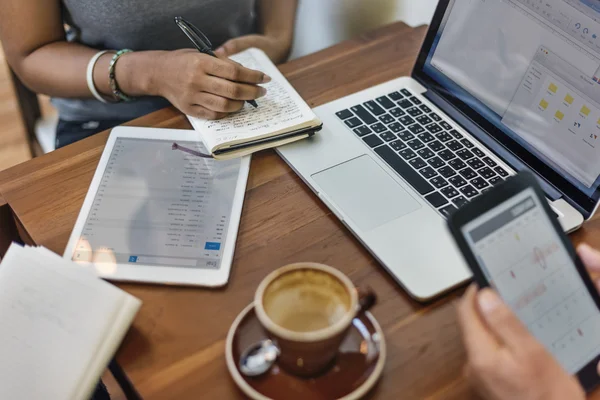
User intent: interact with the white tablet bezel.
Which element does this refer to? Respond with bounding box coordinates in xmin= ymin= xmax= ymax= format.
xmin=63 ymin=126 xmax=251 ymax=287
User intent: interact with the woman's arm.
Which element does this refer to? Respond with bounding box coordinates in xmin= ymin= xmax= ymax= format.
xmin=215 ymin=0 xmax=298 ymax=63
xmin=0 ymin=0 xmax=269 ymax=119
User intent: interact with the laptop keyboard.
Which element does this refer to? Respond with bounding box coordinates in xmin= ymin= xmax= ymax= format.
xmin=335 ymin=88 xmax=510 ymax=218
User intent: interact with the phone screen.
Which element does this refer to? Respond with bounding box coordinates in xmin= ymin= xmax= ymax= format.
xmin=462 ymin=188 xmax=600 ymax=373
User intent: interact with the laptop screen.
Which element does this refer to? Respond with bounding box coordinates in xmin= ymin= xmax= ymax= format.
xmin=416 ymin=0 xmax=600 ymax=215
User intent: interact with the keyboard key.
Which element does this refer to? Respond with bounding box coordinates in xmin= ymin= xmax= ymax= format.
xmin=430 ymin=112 xmax=442 ymax=121
xmin=471 ymin=177 xmax=489 ymax=190
xmin=408 ymin=139 xmax=425 ymax=150
xmin=364 ymin=100 xmax=385 ymax=116
xmin=336 ymin=109 xmax=353 ymax=120
xmin=440 ymin=121 xmax=453 ymax=130
xmin=388 ymin=91 xmax=404 ymax=101
xmin=390 ymin=108 xmax=405 ymax=118
xmin=466 ymin=158 xmax=485 ymax=170
xmin=472 ymin=148 xmax=485 ymax=158
xmin=389 ymin=122 xmax=403 ymax=133
xmin=483 ymin=156 xmax=497 ymax=167
xmin=407 ymin=107 xmax=423 ymax=117
xmin=409 ymin=157 xmax=427 ymax=169
xmin=399 ymin=116 xmax=416 ymax=126
xmin=446 ymin=140 xmax=463 ymax=151
xmin=428 ymin=140 xmax=445 ymax=152
xmin=448 ymin=158 xmax=467 ymax=170
xmin=439 ymin=204 xmax=458 ymax=218
xmin=441 ymin=186 xmax=459 ymax=199
xmin=390 ymin=140 xmax=406 ymax=151
xmin=417 ymin=148 xmax=435 ymax=159
xmin=353 ymin=126 xmax=372 ymax=137
xmin=438 ymin=149 xmax=456 ymax=161
xmin=425 ymin=192 xmax=448 ymax=208
xmin=380 ymin=131 xmax=397 ymax=142
xmin=460 ymin=185 xmax=479 ymax=198
xmin=376 ymin=96 xmax=396 ymax=110
xmin=460 ymin=139 xmax=474 ymax=149
xmin=456 ymin=149 xmax=474 ymax=160
xmin=489 ymin=176 xmax=503 ymax=185
xmin=416 ymin=115 xmax=433 ymax=125
xmin=400 ymin=88 xmax=412 ymax=97
xmin=449 ymin=129 xmax=462 ymax=139
xmin=400 ymin=148 xmax=417 ymax=160
xmin=459 ymin=167 xmax=477 ymax=180
xmin=362 ymin=134 xmax=384 ymax=148
xmin=426 ymin=123 xmax=443 ymax=134
xmin=417 ymin=132 xmax=435 ymax=143
xmin=410 ymin=96 xmax=422 ymax=105
xmin=428 ymin=156 xmax=445 ymax=169
xmin=351 ymin=105 xmax=377 ymax=125
xmin=397 ymin=131 xmax=414 ymax=141
xmin=408 ymin=124 xmax=426 ymax=135
xmin=453 ymin=196 xmax=469 ymax=208
xmin=438 ymin=166 xmax=456 ymax=178
xmin=430 ymin=176 xmax=449 ymax=189
xmin=495 ymin=166 xmax=509 ymax=177
xmin=478 ymin=167 xmax=496 ymax=179
xmin=436 ymin=132 xmax=453 ymax=142
xmin=345 ymin=117 xmax=362 ymax=128
xmin=420 ymin=105 xmax=432 ymax=113
xmin=371 ymin=123 xmax=387 ymax=133
xmin=398 ymin=99 xmax=413 ymax=109
xmin=449 ymin=175 xmax=468 ymax=188
xmin=374 ymin=146 xmax=434 ymax=195
xmin=379 ymin=114 xmax=395 ymax=124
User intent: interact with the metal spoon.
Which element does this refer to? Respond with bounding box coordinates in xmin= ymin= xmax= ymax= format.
xmin=239 ymin=339 xmax=281 ymax=377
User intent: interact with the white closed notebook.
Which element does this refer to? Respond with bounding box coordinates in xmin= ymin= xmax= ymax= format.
xmin=187 ymin=48 xmax=322 ymax=159
xmin=0 ymin=243 xmax=141 ymax=400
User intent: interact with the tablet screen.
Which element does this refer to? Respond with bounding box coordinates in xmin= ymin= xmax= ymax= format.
xmin=71 ymin=138 xmax=241 ymax=270
xmin=462 ymin=188 xmax=600 ymax=373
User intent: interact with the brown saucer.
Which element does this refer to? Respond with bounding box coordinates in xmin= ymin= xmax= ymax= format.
xmin=225 ymin=304 xmax=386 ymax=400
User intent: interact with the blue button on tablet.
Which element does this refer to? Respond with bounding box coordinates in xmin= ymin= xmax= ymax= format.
xmin=205 ymin=242 xmax=221 ymax=250
xmin=129 ymin=256 xmax=138 ymax=263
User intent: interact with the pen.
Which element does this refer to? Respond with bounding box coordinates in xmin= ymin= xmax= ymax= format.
xmin=175 ymin=16 xmax=259 ymax=108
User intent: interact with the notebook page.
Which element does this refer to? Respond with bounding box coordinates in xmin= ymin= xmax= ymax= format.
xmin=0 ymin=245 xmax=138 ymax=400
xmin=188 ymin=48 xmax=317 ymax=151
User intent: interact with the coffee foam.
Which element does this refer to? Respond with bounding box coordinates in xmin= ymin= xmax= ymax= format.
xmin=262 ymin=269 xmax=351 ymax=333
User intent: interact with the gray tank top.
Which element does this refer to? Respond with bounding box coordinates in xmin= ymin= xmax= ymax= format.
xmin=55 ymin=0 xmax=257 ymax=121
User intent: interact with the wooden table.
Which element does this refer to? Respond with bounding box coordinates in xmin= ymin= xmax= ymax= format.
xmin=2 ymin=22 xmax=600 ymax=399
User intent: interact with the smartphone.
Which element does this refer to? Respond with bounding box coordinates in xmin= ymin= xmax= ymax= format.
xmin=447 ymin=171 xmax=600 ymax=392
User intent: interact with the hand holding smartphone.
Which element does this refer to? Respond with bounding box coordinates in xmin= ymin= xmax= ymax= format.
xmin=448 ymin=171 xmax=600 ymax=392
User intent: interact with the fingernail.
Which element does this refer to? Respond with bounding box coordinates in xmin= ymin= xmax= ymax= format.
xmin=595 ymin=278 xmax=600 ymax=293
xmin=477 ymin=289 xmax=501 ymax=315
xmin=262 ymin=74 xmax=272 ymax=83
xmin=259 ymin=87 xmax=267 ymax=97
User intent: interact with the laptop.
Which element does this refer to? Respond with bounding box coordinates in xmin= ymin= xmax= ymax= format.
xmin=278 ymin=0 xmax=600 ymax=301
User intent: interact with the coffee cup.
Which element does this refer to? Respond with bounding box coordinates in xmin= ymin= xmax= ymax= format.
xmin=254 ymin=263 xmax=375 ymax=377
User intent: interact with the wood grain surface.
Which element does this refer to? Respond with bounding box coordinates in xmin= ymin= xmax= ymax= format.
xmin=1 ymin=22 xmax=600 ymax=399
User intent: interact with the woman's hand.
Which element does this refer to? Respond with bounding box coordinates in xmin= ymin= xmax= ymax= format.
xmin=457 ymin=285 xmax=585 ymax=400
xmin=215 ymin=34 xmax=292 ymax=64
xmin=149 ymin=49 xmax=271 ymax=120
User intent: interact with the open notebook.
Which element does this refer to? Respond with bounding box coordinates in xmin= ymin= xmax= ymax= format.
xmin=0 ymin=244 xmax=141 ymax=400
xmin=187 ymin=48 xmax=323 ymax=160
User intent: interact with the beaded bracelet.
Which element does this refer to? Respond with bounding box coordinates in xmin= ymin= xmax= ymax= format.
xmin=108 ymin=49 xmax=134 ymax=102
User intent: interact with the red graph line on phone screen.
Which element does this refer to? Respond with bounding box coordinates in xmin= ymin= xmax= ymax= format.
xmin=532 ymin=241 xmax=560 ymax=271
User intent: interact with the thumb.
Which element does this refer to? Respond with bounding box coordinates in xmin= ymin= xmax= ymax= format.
xmin=477 ymin=288 xmax=534 ymax=349
xmin=578 ymin=244 xmax=600 ymax=272
xmin=216 ymin=37 xmax=254 ymax=58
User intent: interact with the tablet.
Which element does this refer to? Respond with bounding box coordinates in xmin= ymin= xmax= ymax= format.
xmin=448 ymin=172 xmax=600 ymax=392
xmin=64 ymin=126 xmax=250 ymax=287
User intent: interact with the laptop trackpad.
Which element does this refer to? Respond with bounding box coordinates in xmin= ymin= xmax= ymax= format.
xmin=312 ymin=155 xmax=421 ymax=232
